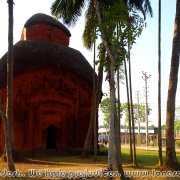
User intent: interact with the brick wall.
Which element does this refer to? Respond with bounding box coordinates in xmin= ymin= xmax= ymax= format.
xmin=0 ymin=15 xmax=95 ymax=154
xmin=0 ymin=68 xmax=93 ymax=153
xmin=20 ymin=23 xmax=70 ymax=46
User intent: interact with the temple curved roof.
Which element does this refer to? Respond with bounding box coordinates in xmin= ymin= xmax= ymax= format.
xmin=24 ymin=13 xmax=71 ymax=37
xmin=0 ymin=41 xmax=93 ymax=89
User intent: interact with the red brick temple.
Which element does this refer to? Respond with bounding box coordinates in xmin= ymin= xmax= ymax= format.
xmin=0 ymin=13 xmax=95 ymax=154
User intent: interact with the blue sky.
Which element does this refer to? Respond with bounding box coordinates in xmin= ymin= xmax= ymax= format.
xmin=0 ymin=0 xmax=178 ymax=126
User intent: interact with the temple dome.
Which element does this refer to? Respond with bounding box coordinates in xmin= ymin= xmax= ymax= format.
xmin=20 ymin=13 xmax=71 ymax=46
xmin=0 ymin=13 xmax=93 ymax=89
xmin=0 ymin=41 xmax=93 ymax=89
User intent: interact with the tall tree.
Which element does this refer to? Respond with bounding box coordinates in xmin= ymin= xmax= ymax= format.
xmin=123 ymin=59 xmax=133 ymax=161
xmin=0 ymin=0 xmax=15 ymax=171
xmin=51 ymin=1 xmax=152 ymax=178
xmin=81 ymin=3 xmax=104 ymax=158
xmin=51 ymin=0 xmax=153 ymax=28
xmin=7 ymin=0 xmax=15 ymax=154
xmin=51 ymin=0 xmax=153 ymax=160
xmin=95 ymin=2 xmax=146 ymax=177
xmin=128 ymin=45 xmax=137 ymax=166
xmin=164 ymin=0 xmax=180 ymax=170
xmin=116 ymin=69 xmax=121 ymax=155
xmin=158 ymin=0 xmax=163 ymax=166
xmin=0 ymin=97 xmax=15 ymax=171
xmin=93 ymin=38 xmax=97 ymax=162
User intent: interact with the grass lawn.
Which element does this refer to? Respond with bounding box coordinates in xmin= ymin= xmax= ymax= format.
xmin=0 ymin=147 xmax=180 ymax=179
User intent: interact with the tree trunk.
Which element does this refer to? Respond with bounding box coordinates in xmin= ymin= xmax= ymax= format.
xmin=6 ymin=0 xmax=14 ymax=151
xmin=108 ymin=60 xmax=115 ymax=178
xmin=164 ymin=0 xmax=180 ymax=170
xmin=95 ymin=2 xmax=125 ymax=178
xmin=81 ymin=63 xmax=103 ymax=158
xmin=93 ymin=40 xmax=97 ymax=162
xmin=158 ymin=0 xmax=163 ymax=167
xmin=2 ymin=0 xmax=20 ymax=163
xmin=0 ymin=1 xmax=16 ymax=170
xmin=0 ymin=96 xmax=15 ymax=171
xmin=114 ymin=86 xmax=125 ymax=180
xmin=117 ymin=69 xmax=121 ymax=155
xmin=124 ymin=59 xmax=133 ymax=161
xmin=128 ymin=47 xmax=137 ymax=166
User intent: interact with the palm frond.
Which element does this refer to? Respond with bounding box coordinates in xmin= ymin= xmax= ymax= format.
xmin=51 ymin=0 xmax=90 ymax=26
xmin=82 ymin=1 xmax=97 ymax=49
xmin=127 ymin=0 xmax=153 ymax=19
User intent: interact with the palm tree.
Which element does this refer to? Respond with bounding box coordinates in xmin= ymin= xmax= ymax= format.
xmin=123 ymin=59 xmax=133 ymax=161
xmin=81 ymin=3 xmax=104 ymax=158
xmin=51 ymin=0 xmax=153 ymax=26
xmin=128 ymin=46 xmax=137 ymax=166
xmin=93 ymin=39 xmax=97 ymax=162
xmin=0 ymin=97 xmax=15 ymax=171
xmin=164 ymin=0 xmax=180 ymax=170
xmin=95 ymin=2 xmax=146 ymax=177
xmin=7 ymin=0 xmax=15 ymax=155
xmin=51 ymin=1 xmax=153 ymax=177
xmin=0 ymin=0 xmax=15 ymax=171
xmin=158 ymin=0 xmax=163 ymax=166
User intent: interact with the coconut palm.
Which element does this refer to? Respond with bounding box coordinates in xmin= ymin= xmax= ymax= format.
xmin=158 ymin=0 xmax=163 ymax=166
xmin=123 ymin=58 xmax=133 ymax=160
xmin=164 ymin=0 xmax=180 ymax=170
xmin=7 ymin=0 xmax=14 ymax=154
xmin=0 ymin=0 xmax=15 ymax=171
xmin=51 ymin=0 xmax=153 ymax=26
xmin=51 ymin=0 xmax=152 ymax=178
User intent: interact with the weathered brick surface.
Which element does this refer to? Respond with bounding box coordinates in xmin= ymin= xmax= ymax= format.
xmin=21 ymin=23 xmax=70 ymax=46
xmin=0 ymin=68 xmax=93 ymax=153
xmin=0 ymin=14 xmax=95 ymax=154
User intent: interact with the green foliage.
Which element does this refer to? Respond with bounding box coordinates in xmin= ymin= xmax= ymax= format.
xmin=175 ymin=106 xmax=180 ymax=121
xmin=161 ymin=124 xmax=166 ymax=130
xmin=82 ymin=0 xmax=146 ymax=74
xmin=175 ymin=121 xmax=180 ymax=130
xmin=176 ymin=140 xmax=180 ymax=147
xmin=82 ymin=3 xmax=98 ymax=49
xmin=100 ymin=97 xmax=119 ymax=131
xmin=100 ymin=97 xmax=110 ymax=131
xmin=175 ymin=106 xmax=180 ymax=130
xmin=148 ymin=125 xmax=155 ymax=130
xmin=51 ymin=0 xmax=87 ymax=26
xmin=100 ymin=98 xmax=151 ymax=128
xmin=120 ymin=102 xmax=149 ymax=123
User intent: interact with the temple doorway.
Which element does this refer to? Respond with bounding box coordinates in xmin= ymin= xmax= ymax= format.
xmin=46 ymin=124 xmax=56 ymax=149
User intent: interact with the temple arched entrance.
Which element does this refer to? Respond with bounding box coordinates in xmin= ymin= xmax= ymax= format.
xmin=46 ymin=124 xmax=56 ymax=149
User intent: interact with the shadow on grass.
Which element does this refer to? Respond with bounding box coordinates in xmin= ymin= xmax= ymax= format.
xmin=121 ymin=148 xmax=166 ymax=167
xmin=18 ymin=155 xmax=108 ymax=167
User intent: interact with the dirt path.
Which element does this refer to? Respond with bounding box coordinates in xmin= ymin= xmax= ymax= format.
xmin=0 ymin=158 xmax=108 ymax=179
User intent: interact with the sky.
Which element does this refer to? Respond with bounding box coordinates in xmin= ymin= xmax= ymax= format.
xmin=0 ymin=0 xmax=178 ymax=127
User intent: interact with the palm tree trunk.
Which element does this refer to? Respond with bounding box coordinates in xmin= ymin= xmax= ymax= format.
xmin=93 ymin=40 xmax=97 ymax=162
xmin=81 ymin=63 xmax=103 ymax=158
xmin=95 ymin=2 xmax=126 ymax=177
xmin=108 ymin=60 xmax=115 ymax=176
xmin=128 ymin=47 xmax=137 ymax=166
xmin=117 ymin=69 xmax=121 ymax=155
xmin=124 ymin=59 xmax=133 ymax=161
xmin=0 ymin=96 xmax=15 ymax=171
xmin=114 ymin=83 xmax=125 ymax=180
xmin=0 ymin=1 xmax=16 ymax=169
xmin=158 ymin=0 xmax=163 ymax=166
xmin=7 ymin=0 xmax=15 ymax=152
xmin=164 ymin=0 xmax=180 ymax=170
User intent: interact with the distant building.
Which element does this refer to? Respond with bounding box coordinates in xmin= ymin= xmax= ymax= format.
xmin=0 ymin=13 xmax=95 ymax=154
xmin=98 ymin=128 xmax=157 ymax=145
